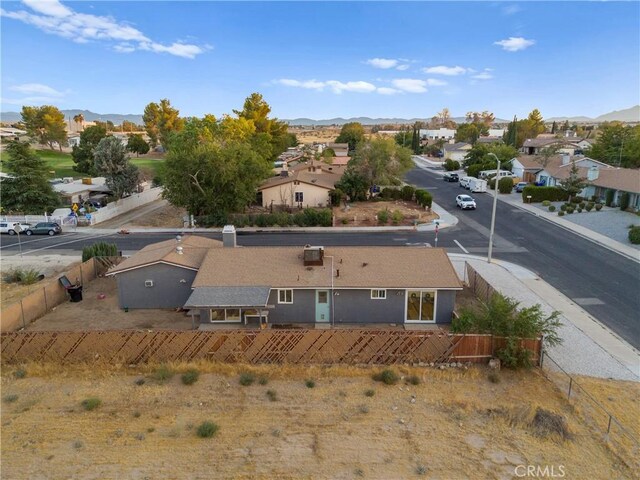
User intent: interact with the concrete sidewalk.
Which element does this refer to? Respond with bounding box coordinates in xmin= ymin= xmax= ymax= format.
xmin=450 ymin=254 xmax=639 ymax=381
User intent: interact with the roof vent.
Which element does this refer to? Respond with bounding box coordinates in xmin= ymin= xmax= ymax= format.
xmin=176 ymin=235 xmax=182 ymax=243
xmin=176 ymin=246 xmax=184 ymax=255
xmin=303 ymin=246 xmax=324 ymax=266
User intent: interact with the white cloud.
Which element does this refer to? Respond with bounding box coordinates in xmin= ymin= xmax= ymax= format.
xmin=0 ymin=0 xmax=208 ymax=59
xmin=471 ymin=72 xmax=493 ymax=80
xmin=391 ymin=78 xmax=427 ymax=93
xmin=366 ymin=58 xmax=410 ymax=71
xmin=502 ymin=4 xmax=522 ymax=16
xmin=10 ymin=83 xmax=64 ymax=96
xmin=494 ymin=37 xmax=535 ymax=52
xmin=426 ymin=78 xmax=447 ymax=86
xmin=326 ymin=80 xmax=376 ymax=94
xmin=277 ymin=79 xmax=325 ymax=90
xmin=422 ymin=65 xmax=467 ymax=76
xmin=376 ymin=87 xmax=401 ymax=95
xmin=366 ymin=58 xmax=398 ymax=69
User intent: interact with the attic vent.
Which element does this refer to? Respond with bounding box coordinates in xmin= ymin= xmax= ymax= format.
xmin=176 ymin=246 xmax=184 ymax=255
xmin=303 ymin=246 xmax=324 ymax=266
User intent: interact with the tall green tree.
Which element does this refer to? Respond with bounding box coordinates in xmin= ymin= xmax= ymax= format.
xmin=335 ymin=122 xmax=365 ymax=153
xmin=71 ymin=125 xmax=107 ymax=175
xmin=0 ymin=141 xmax=59 ymax=214
xmin=348 ymin=137 xmax=413 ymax=189
xmin=527 ymin=109 xmax=545 ymax=135
xmin=558 ymin=161 xmax=586 ymax=203
xmin=143 ymin=99 xmax=184 ymax=149
xmin=456 ymin=123 xmax=482 ymax=144
xmin=126 ymin=134 xmax=150 ymax=157
xmin=21 ymin=105 xmax=67 ymax=150
xmin=551 ymin=121 xmax=557 ymax=134
xmin=94 ymin=137 xmax=140 ymax=199
xmin=586 ymin=123 xmax=640 ymax=168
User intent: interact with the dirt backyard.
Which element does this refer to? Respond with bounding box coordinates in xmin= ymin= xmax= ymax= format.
xmin=333 ymin=201 xmax=437 ymax=227
xmin=1 ymin=363 xmax=636 ymax=479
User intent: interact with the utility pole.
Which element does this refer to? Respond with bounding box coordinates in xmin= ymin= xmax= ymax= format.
xmin=487 ymin=153 xmax=500 ymax=263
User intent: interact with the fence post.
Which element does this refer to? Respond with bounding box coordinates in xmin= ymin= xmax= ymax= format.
xmin=80 ymin=262 xmax=84 ymax=286
xmin=43 ymin=287 xmax=48 ymax=311
xmin=20 ymin=300 xmax=26 ymax=329
xmin=568 ymin=377 xmax=573 ymax=399
xmin=540 ymin=349 xmax=544 ymax=369
xmin=606 ymin=415 xmax=613 ymax=435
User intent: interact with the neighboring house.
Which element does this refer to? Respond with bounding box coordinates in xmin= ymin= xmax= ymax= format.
xmin=67 ymin=135 xmax=81 ymax=148
xmin=521 ymin=136 xmax=588 ymax=156
xmin=443 ymin=142 xmax=472 ymax=162
xmin=182 ymin=232 xmax=462 ymax=327
xmin=52 ymin=177 xmax=112 ymax=205
xmin=420 ymin=128 xmax=456 ymax=140
xmin=327 ymin=143 xmax=349 ymax=157
xmin=488 ymin=129 xmax=505 ymax=137
xmin=257 ymin=170 xmax=340 ymax=208
xmin=106 ymin=236 xmax=222 ymax=309
xmin=289 ymin=159 xmax=346 ymax=176
xmin=330 ymin=156 xmax=350 ymax=167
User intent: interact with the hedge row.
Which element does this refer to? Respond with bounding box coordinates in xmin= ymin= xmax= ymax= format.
xmin=197 ymin=208 xmax=333 ymax=228
xmin=521 ymin=186 xmax=569 ymax=203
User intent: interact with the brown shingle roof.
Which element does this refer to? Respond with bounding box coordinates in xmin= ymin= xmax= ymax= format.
xmin=107 ymin=235 xmax=222 ymax=275
xmin=548 ymin=163 xmax=640 ymax=194
xmin=258 ymin=170 xmax=341 ymax=191
xmin=192 ymin=246 xmax=462 ymax=289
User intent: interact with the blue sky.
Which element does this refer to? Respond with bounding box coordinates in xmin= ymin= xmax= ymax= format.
xmin=1 ymin=1 xmax=639 ymax=120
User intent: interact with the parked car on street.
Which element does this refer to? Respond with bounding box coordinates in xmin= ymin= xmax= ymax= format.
xmin=459 ymin=176 xmax=475 ymax=189
xmin=456 ymin=194 xmax=477 ymax=210
xmin=24 ymin=222 xmax=62 ymax=236
xmin=443 ymin=172 xmax=459 ymax=182
xmin=514 ymin=182 xmax=529 ymax=193
xmin=0 ymin=221 xmax=31 ymax=235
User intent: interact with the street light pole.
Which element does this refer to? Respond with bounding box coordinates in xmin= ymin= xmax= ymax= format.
xmin=487 ymin=153 xmax=500 ymax=263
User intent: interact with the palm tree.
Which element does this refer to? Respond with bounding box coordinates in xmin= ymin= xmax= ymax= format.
xmin=73 ymin=113 xmax=84 ymax=131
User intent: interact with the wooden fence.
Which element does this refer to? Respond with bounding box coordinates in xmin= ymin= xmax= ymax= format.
xmin=0 ymin=257 xmax=121 ymax=333
xmin=465 ymin=262 xmax=496 ymax=304
xmin=0 ymin=329 xmax=541 ymax=365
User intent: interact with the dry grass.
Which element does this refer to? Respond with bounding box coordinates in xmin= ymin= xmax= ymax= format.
xmin=334 ymin=200 xmax=437 ymax=227
xmin=1 ymin=362 xmax=635 ymax=479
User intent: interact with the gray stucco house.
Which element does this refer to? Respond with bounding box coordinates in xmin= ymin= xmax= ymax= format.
xmin=107 ymin=230 xmax=462 ymax=328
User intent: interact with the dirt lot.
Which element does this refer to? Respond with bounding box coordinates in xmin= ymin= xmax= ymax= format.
xmin=334 ymin=201 xmax=437 ymax=227
xmin=24 ymin=276 xmax=193 ymax=331
xmin=291 ymin=127 xmax=342 ymax=144
xmin=1 ymin=363 xmax=635 ymax=479
xmin=1 ymin=255 xmax=82 ymax=308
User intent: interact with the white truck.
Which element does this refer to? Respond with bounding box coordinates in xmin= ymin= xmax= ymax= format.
xmin=468 ymin=178 xmax=487 ymax=193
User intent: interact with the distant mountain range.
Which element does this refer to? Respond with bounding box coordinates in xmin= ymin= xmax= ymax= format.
xmin=1 ymin=105 xmax=638 ymax=126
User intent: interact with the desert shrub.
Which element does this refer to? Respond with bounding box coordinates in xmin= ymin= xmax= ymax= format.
xmin=401 ymin=185 xmax=415 ymax=201
xmin=391 ymin=210 xmax=403 ymax=225
xmin=451 ymin=292 xmax=562 ymax=369
xmin=258 ymin=375 xmax=269 ymax=385
xmin=620 ymin=192 xmax=630 ymax=210
xmin=3 ymin=267 xmax=41 ymax=285
xmin=405 ymin=375 xmax=421 ymax=385
xmin=541 ymin=200 xmax=550 ymax=207
xmin=579 ymin=201 xmax=586 ymax=209
xmin=305 ymin=379 xmax=316 ymax=388
xmin=358 ymin=404 xmax=370 ymax=414
xmin=531 ymin=408 xmax=571 ymax=441
xmin=2 ymin=268 xmax=23 ymax=283
xmin=134 ymin=378 xmax=145 ymax=386
xmin=487 ymin=372 xmax=501 ymax=384
xmin=577 ymin=208 xmax=582 ymax=213
xmin=558 ymin=211 xmax=565 ymax=217
xmin=340 ymin=218 xmax=349 ymax=225
xmin=372 ymin=369 xmax=400 ymax=385
xmin=548 ymin=205 xmax=556 ymax=212
xmin=498 ymin=177 xmax=513 ymax=194
xmin=380 ymin=187 xmax=399 ymax=200
xmin=521 ymin=186 xmax=569 ymax=203
xmin=3 ymin=394 xmax=19 ymax=403
xmin=266 ymin=390 xmax=278 ymax=402
xmin=605 ymin=189 xmax=615 ymax=207
xmin=377 ymin=209 xmax=389 ymax=224
xmin=416 ymin=465 xmax=428 ymax=476
xmin=196 ymin=421 xmax=219 ymax=438
xmin=629 ymin=226 xmax=640 ymax=245
xmin=14 ymin=367 xmax=27 ymax=379
xmin=152 ymin=364 xmax=174 ymax=383
xmin=585 ymin=203 xmax=594 ymax=212
xmin=566 ymin=207 xmax=574 ymax=214
xmin=329 ymin=188 xmax=344 ymax=207
xmin=444 ymin=159 xmax=460 ymax=171
xmin=82 ymin=242 xmax=118 ymax=262
xmin=81 ymin=397 xmax=102 ymax=411
xmin=181 ymin=369 xmax=200 ymax=386
xmin=364 ymin=389 xmax=375 ymax=397
xmin=19 ymin=269 xmax=41 ymax=285
xmin=239 ymin=372 xmax=255 ymax=386
xmin=595 ymin=203 xmax=603 ymax=211
xmin=414 ymin=189 xmax=433 ymax=208
xmin=560 ymin=204 xmax=567 ymax=211
xmin=133 ymin=411 xmax=141 ymax=418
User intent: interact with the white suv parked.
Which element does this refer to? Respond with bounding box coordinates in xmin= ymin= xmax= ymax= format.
xmin=0 ymin=221 xmax=30 ymax=235
xmin=456 ymin=194 xmax=477 ymax=210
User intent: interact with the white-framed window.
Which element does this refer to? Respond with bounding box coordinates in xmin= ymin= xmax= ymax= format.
xmin=295 ymin=192 xmax=304 ymax=203
xmin=371 ymin=289 xmax=387 ymax=299
xmin=278 ymin=289 xmax=293 ymax=304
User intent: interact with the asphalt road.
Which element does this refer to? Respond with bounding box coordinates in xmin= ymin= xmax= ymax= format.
xmin=1 ymin=164 xmax=639 ymax=348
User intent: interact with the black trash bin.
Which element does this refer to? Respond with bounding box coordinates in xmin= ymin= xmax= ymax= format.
xmin=68 ymin=286 xmax=83 ymax=302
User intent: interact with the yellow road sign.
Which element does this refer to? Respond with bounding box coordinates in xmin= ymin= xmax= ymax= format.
xmin=72 ymin=203 xmax=79 ymax=212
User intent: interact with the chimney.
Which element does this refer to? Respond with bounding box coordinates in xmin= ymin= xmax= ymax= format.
xmin=561 ymin=154 xmax=570 ymax=165
xmin=222 ymin=225 xmax=236 ymax=248
xmin=587 ymin=166 xmax=599 ymax=181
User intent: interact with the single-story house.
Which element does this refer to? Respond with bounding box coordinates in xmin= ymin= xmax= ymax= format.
xmin=67 ymin=135 xmax=81 ymax=147
xmin=327 ymin=143 xmax=349 ymax=157
xmin=289 ymin=159 xmax=347 ymax=176
xmin=443 ymin=142 xmax=472 ymax=162
xmin=52 ymin=177 xmax=112 ymax=205
xmin=106 ymin=235 xmax=222 ymax=309
xmin=521 ymin=136 xmax=590 ymax=156
xmin=420 ymin=128 xmax=456 ymax=141
xmin=257 ymin=169 xmax=341 ymax=208
xmin=330 ymin=156 xmax=351 ymax=166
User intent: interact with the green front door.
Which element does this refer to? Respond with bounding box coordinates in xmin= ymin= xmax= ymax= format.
xmin=315 ymin=290 xmax=330 ymax=323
